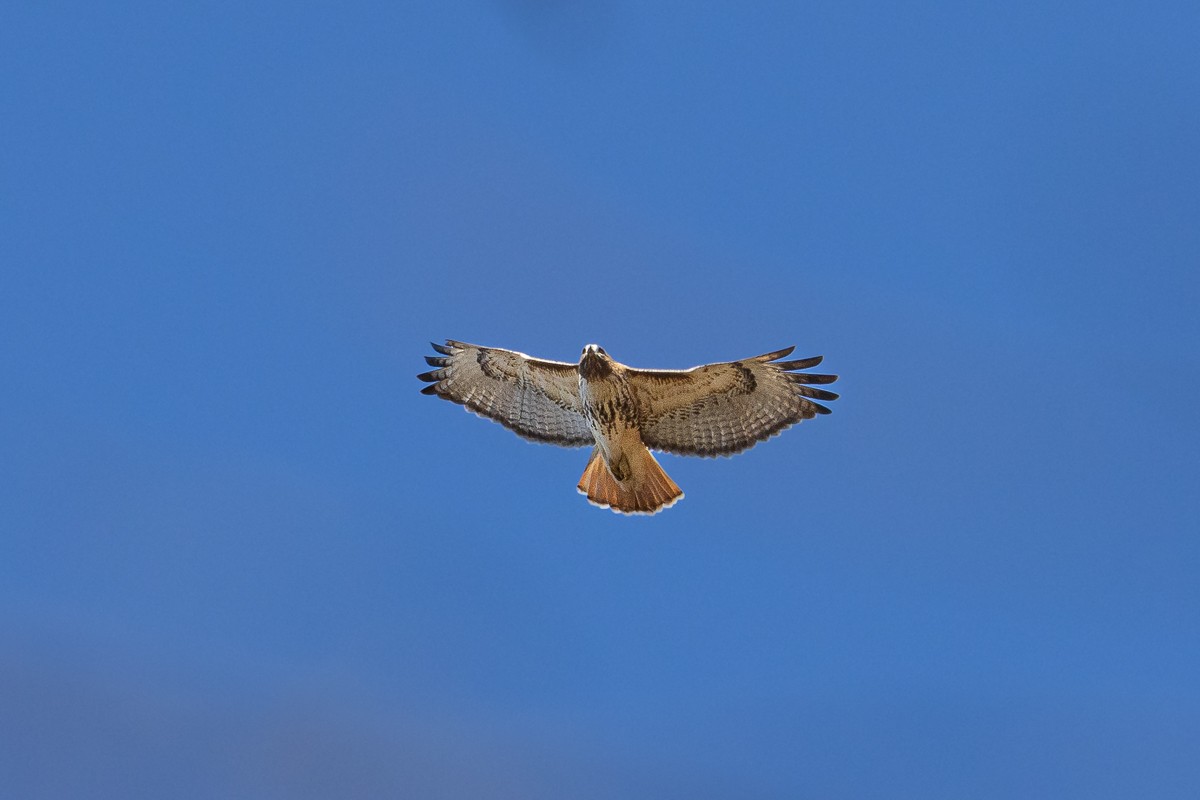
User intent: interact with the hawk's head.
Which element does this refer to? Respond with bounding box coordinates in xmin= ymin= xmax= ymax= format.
xmin=579 ymin=344 xmax=613 ymax=379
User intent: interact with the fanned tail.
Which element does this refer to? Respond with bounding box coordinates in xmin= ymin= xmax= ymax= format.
xmin=576 ymin=446 xmax=683 ymax=515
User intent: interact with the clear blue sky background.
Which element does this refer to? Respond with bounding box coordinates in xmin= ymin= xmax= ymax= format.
xmin=2 ymin=2 xmax=1198 ymax=797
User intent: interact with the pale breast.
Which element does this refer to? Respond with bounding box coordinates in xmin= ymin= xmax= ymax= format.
xmin=580 ymin=374 xmax=639 ymax=431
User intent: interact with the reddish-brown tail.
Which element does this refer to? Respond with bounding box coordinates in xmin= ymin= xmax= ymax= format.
xmin=576 ymin=446 xmax=683 ymax=515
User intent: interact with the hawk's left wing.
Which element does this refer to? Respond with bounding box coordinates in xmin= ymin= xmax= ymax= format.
xmin=419 ymin=340 xmax=594 ymax=447
xmin=628 ymin=346 xmax=838 ymax=457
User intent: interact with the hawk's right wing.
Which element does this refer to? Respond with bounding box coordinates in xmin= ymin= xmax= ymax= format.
xmin=418 ymin=340 xmax=594 ymax=448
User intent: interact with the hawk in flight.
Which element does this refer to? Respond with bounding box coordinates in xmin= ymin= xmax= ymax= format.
xmin=418 ymin=341 xmax=838 ymax=515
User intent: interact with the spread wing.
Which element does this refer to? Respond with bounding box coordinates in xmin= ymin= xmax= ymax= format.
xmin=418 ymin=340 xmax=594 ymax=447
xmin=628 ymin=346 xmax=838 ymax=457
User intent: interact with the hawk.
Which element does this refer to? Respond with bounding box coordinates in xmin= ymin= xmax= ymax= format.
xmin=418 ymin=341 xmax=838 ymax=515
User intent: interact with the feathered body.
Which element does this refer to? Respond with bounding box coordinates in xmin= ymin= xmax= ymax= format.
xmin=418 ymin=341 xmax=838 ymax=515
xmin=576 ymin=344 xmax=682 ymax=513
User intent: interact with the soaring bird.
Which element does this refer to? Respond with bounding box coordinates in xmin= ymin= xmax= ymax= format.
xmin=418 ymin=341 xmax=838 ymax=515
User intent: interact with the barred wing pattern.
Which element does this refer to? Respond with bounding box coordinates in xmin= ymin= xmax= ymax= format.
xmin=629 ymin=346 xmax=839 ymax=457
xmin=418 ymin=340 xmax=594 ymax=447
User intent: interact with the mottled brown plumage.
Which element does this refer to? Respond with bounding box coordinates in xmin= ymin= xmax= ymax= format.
xmin=418 ymin=341 xmax=838 ymax=514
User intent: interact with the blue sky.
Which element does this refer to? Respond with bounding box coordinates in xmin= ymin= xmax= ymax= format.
xmin=2 ymin=2 xmax=1198 ymax=797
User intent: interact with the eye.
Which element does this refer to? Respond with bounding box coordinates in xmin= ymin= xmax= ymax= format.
xmin=597 ymin=347 xmax=606 ymax=355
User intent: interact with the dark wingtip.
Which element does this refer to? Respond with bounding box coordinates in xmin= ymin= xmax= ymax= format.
xmin=419 ymin=383 xmax=440 ymax=396
xmin=775 ymin=355 xmax=824 ymax=371
xmin=417 ymin=370 xmax=441 ymax=383
xmin=759 ymin=345 xmax=796 ymax=362
xmin=811 ymin=402 xmax=833 ymax=415
xmin=797 ymin=386 xmax=840 ymax=402
xmin=424 ymin=355 xmax=449 ymax=367
xmin=786 ymin=370 xmax=838 ymax=385
xmin=430 ymin=341 xmax=453 ymax=355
